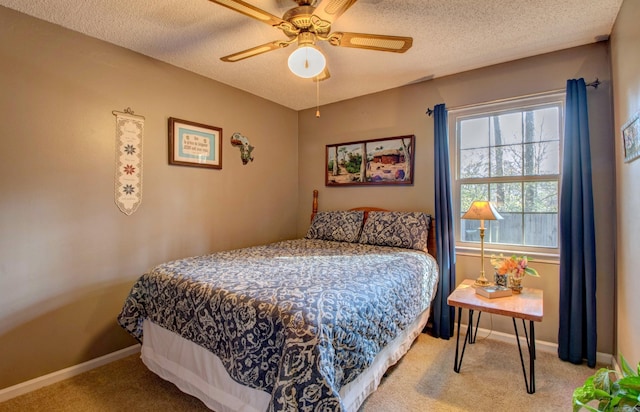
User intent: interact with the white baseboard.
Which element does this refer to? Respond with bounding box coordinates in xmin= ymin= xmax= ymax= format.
xmin=0 ymin=344 xmax=141 ymax=403
xmin=457 ymin=324 xmax=612 ymax=366
xmin=611 ymin=355 xmax=621 ymax=374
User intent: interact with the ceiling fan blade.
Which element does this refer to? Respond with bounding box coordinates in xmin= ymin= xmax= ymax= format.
xmin=327 ymin=32 xmax=413 ymax=53
xmin=220 ymin=40 xmax=291 ymax=62
xmin=312 ymin=0 xmax=358 ymax=25
xmin=209 ymin=0 xmax=287 ymax=28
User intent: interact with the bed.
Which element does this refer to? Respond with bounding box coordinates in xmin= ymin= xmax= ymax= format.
xmin=117 ymin=191 xmax=439 ymax=412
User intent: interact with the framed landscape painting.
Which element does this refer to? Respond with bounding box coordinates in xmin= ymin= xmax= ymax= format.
xmin=325 ymin=135 xmax=415 ymax=186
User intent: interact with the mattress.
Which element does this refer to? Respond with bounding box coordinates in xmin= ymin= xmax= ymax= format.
xmin=140 ymin=308 xmax=430 ymax=412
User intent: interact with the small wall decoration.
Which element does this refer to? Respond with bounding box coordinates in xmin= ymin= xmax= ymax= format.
xmin=168 ymin=117 xmax=222 ymax=169
xmin=113 ymin=108 xmax=144 ymax=215
xmin=326 ymin=135 xmax=415 ymax=186
xmin=230 ymin=132 xmax=255 ymax=165
xmin=622 ymin=110 xmax=640 ymax=163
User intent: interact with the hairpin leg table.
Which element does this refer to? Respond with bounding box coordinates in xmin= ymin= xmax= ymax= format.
xmin=447 ymin=279 xmax=543 ymax=394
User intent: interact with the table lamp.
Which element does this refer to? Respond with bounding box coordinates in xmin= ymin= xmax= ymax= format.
xmin=462 ymin=200 xmax=503 ymax=287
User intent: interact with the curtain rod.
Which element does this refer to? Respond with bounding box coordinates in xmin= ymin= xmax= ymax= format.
xmin=425 ymin=78 xmax=600 ymax=117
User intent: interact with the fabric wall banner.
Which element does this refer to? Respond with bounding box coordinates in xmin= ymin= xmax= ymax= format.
xmin=114 ymin=111 xmax=144 ymax=215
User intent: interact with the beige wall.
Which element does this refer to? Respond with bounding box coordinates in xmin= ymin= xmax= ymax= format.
xmin=298 ymin=43 xmax=616 ymax=353
xmin=0 ymin=7 xmax=298 ymax=389
xmin=611 ymin=0 xmax=640 ymax=367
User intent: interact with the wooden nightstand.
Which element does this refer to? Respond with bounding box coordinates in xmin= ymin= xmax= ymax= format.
xmin=447 ymin=278 xmax=544 ymax=394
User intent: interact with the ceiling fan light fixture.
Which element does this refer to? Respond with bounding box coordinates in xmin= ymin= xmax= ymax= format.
xmin=288 ymin=45 xmax=326 ymax=78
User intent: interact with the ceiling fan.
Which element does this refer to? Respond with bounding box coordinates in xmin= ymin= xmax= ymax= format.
xmin=209 ymin=0 xmax=413 ymax=79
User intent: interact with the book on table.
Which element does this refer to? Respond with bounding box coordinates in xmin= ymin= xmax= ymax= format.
xmin=475 ymin=285 xmax=513 ymax=298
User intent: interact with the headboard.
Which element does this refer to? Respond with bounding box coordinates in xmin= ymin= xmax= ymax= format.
xmin=310 ymin=189 xmax=437 ymax=258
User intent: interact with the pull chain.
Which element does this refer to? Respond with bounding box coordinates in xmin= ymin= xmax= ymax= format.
xmin=315 ymin=77 xmax=320 ymax=118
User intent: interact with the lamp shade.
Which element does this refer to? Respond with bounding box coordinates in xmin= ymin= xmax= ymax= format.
xmin=288 ymin=45 xmax=326 ymax=78
xmin=461 ymin=201 xmax=503 ymax=221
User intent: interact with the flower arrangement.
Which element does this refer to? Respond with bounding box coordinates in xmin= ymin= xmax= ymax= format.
xmin=490 ymin=254 xmax=540 ymax=279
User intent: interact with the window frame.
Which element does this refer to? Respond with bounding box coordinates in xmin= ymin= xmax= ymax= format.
xmin=449 ymin=92 xmax=565 ymax=260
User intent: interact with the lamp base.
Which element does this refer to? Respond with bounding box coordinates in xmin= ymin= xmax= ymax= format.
xmin=473 ymin=277 xmax=491 ymax=287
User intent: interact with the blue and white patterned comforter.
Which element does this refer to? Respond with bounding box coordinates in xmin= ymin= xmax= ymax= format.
xmin=118 ymin=239 xmax=439 ymax=411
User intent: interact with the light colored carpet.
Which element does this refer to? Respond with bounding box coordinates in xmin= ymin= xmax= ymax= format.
xmin=0 ymin=333 xmax=598 ymax=411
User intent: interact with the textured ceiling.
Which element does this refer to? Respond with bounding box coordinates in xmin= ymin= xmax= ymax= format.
xmin=0 ymin=0 xmax=623 ymax=110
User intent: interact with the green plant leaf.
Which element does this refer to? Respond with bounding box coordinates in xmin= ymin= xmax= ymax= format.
xmin=609 ymin=394 xmax=621 ymax=407
xmin=617 ymin=398 xmax=640 ymax=411
xmin=598 ymin=398 xmax=613 ymax=411
xmin=574 ymin=385 xmax=595 ymax=404
xmin=619 ymin=355 xmax=637 ymax=378
xmin=618 ymin=376 xmax=640 ymax=392
xmin=573 ymin=398 xmax=604 ymax=412
xmin=593 ymin=388 xmax=613 ymax=401
xmin=593 ymin=368 xmax=615 ymax=393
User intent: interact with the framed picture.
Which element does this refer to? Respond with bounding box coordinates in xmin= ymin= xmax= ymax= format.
xmin=622 ymin=110 xmax=640 ymax=163
xmin=168 ymin=117 xmax=222 ymax=169
xmin=325 ymin=135 xmax=415 ymax=186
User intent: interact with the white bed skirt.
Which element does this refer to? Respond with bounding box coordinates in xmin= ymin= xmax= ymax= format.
xmin=141 ymin=308 xmax=430 ymax=412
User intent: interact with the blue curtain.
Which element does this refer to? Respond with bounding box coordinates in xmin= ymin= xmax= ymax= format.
xmin=558 ymin=79 xmax=597 ymax=367
xmin=431 ymin=103 xmax=456 ymax=339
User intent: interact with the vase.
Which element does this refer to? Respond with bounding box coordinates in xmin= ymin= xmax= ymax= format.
xmin=509 ymin=276 xmax=523 ymax=294
xmin=494 ymin=272 xmax=508 ymax=287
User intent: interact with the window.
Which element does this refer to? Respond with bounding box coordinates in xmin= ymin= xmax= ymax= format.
xmin=451 ymin=93 xmax=564 ymax=252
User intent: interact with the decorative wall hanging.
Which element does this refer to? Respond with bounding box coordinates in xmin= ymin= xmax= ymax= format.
xmin=113 ymin=108 xmax=144 ymax=215
xmin=622 ymin=110 xmax=640 ymax=163
xmin=325 ymin=135 xmax=415 ymax=186
xmin=230 ymin=132 xmax=255 ymax=165
xmin=168 ymin=117 xmax=222 ymax=169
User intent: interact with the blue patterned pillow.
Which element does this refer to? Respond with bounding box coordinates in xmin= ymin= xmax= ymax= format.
xmin=359 ymin=211 xmax=431 ymax=252
xmin=306 ymin=211 xmax=365 ymax=243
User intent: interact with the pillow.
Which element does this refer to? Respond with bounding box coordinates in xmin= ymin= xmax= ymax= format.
xmin=305 ymin=211 xmax=365 ymax=243
xmin=359 ymin=211 xmax=431 ymax=252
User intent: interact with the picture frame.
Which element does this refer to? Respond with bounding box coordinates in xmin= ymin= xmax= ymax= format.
xmin=622 ymin=110 xmax=640 ymax=163
xmin=325 ymin=135 xmax=415 ymax=186
xmin=168 ymin=117 xmax=222 ymax=169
